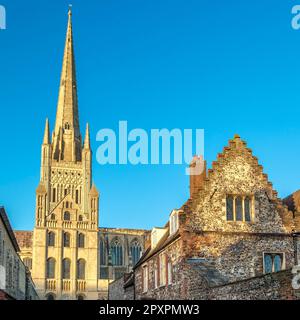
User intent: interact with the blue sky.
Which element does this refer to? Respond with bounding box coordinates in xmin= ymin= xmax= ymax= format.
xmin=0 ymin=0 xmax=299 ymax=231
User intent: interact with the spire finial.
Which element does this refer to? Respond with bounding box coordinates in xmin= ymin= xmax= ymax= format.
xmin=43 ymin=118 xmax=50 ymax=145
xmin=84 ymin=123 xmax=91 ymax=150
xmin=68 ymin=4 xmax=72 ymax=16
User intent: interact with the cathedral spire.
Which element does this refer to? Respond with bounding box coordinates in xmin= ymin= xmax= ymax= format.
xmin=84 ymin=123 xmax=91 ymax=150
xmin=53 ymin=8 xmax=82 ymax=162
xmin=43 ymin=118 xmax=50 ymax=145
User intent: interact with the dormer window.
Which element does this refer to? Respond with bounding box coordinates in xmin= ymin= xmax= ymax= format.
xmin=169 ymin=211 xmax=179 ymax=235
xmin=226 ymin=195 xmax=253 ymax=222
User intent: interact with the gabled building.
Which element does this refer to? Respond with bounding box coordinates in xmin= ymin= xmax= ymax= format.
xmin=0 ymin=207 xmax=38 ymax=300
xmin=129 ymin=135 xmax=300 ymax=300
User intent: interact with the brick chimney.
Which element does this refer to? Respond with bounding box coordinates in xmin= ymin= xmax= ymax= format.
xmin=189 ymin=155 xmax=206 ymax=198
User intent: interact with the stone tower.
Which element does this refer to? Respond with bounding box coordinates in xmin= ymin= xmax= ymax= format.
xmin=31 ymin=9 xmax=99 ymax=300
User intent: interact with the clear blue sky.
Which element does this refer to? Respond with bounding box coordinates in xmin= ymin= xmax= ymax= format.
xmin=0 ymin=0 xmax=299 ymax=231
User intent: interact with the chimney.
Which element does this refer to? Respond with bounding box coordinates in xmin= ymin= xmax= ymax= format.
xmin=189 ymin=155 xmax=206 ymax=198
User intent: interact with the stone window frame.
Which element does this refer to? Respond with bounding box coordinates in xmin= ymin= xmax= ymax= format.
xmin=142 ymin=264 xmax=149 ymax=293
xmin=169 ymin=211 xmax=179 ymax=236
xmin=167 ymin=260 xmax=173 ymax=286
xmin=263 ymin=252 xmax=285 ymax=274
xmin=159 ymin=253 xmax=167 ymax=287
xmin=225 ymin=194 xmax=255 ymax=222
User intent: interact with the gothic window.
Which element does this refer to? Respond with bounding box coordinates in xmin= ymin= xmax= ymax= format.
xmin=46 ymin=293 xmax=55 ymax=300
xmin=100 ymin=267 xmax=108 ymax=279
xmin=78 ymin=215 xmax=83 ymax=222
xmin=130 ymin=240 xmax=142 ymax=266
xmin=48 ymin=232 xmax=55 ymax=247
xmin=65 ymin=122 xmax=70 ymax=130
xmin=77 ymin=259 xmax=86 ymax=280
xmin=264 ymin=253 xmax=284 ymax=274
xmin=47 ymin=258 xmax=56 ymax=279
xmin=62 ymin=258 xmax=71 ymax=279
xmin=23 ymin=257 xmax=32 ymax=270
xmin=78 ymin=233 xmax=85 ymax=248
xmin=111 ymin=239 xmax=123 ymax=266
xmin=226 ymin=196 xmax=234 ymax=221
xmin=226 ymin=195 xmax=254 ymax=222
xmin=64 ymin=211 xmax=70 ymax=221
xmin=100 ymin=239 xmax=106 ymax=265
xmin=63 ymin=232 xmax=71 ymax=247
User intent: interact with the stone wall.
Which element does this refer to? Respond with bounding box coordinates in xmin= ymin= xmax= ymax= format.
xmin=195 ymin=269 xmax=299 ymax=300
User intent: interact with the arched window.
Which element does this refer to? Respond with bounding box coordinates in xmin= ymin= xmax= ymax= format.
xmin=226 ymin=196 xmax=234 ymax=221
xmin=62 ymin=258 xmax=71 ymax=279
xmin=111 ymin=239 xmax=123 ymax=266
xmin=65 ymin=122 xmax=70 ymax=130
xmin=77 ymin=259 xmax=86 ymax=280
xmin=235 ymin=196 xmax=243 ymax=221
xmin=23 ymin=257 xmax=32 ymax=270
xmin=77 ymin=294 xmax=85 ymax=300
xmin=47 ymin=258 xmax=56 ymax=279
xmin=63 ymin=232 xmax=71 ymax=247
xmin=78 ymin=215 xmax=83 ymax=222
xmin=78 ymin=233 xmax=85 ymax=248
xmin=46 ymin=293 xmax=56 ymax=300
xmin=64 ymin=211 xmax=70 ymax=221
xmin=48 ymin=232 xmax=55 ymax=247
xmin=100 ymin=239 xmax=106 ymax=265
xmin=130 ymin=240 xmax=142 ymax=266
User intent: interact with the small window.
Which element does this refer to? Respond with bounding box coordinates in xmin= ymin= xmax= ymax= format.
xmin=62 ymin=258 xmax=71 ymax=279
xmin=142 ymin=265 xmax=148 ymax=293
xmin=169 ymin=211 xmax=179 ymax=235
xmin=235 ymin=197 xmax=243 ymax=221
xmin=78 ymin=215 xmax=83 ymax=222
xmin=226 ymin=196 xmax=234 ymax=221
xmin=46 ymin=293 xmax=55 ymax=300
xmin=51 ymin=214 xmax=56 ymax=220
xmin=63 ymin=232 xmax=71 ymax=247
xmin=52 ymin=188 xmax=56 ymax=202
xmin=64 ymin=211 xmax=70 ymax=221
xmin=48 ymin=232 xmax=55 ymax=247
xmin=264 ymin=253 xmax=284 ymax=274
xmin=77 ymin=259 xmax=86 ymax=280
xmin=47 ymin=258 xmax=56 ymax=279
xmin=159 ymin=254 xmax=166 ymax=286
xmin=78 ymin=233 xmax=85 ymax=248
xmin=226 ymin=195 xmax=253 ymax=222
